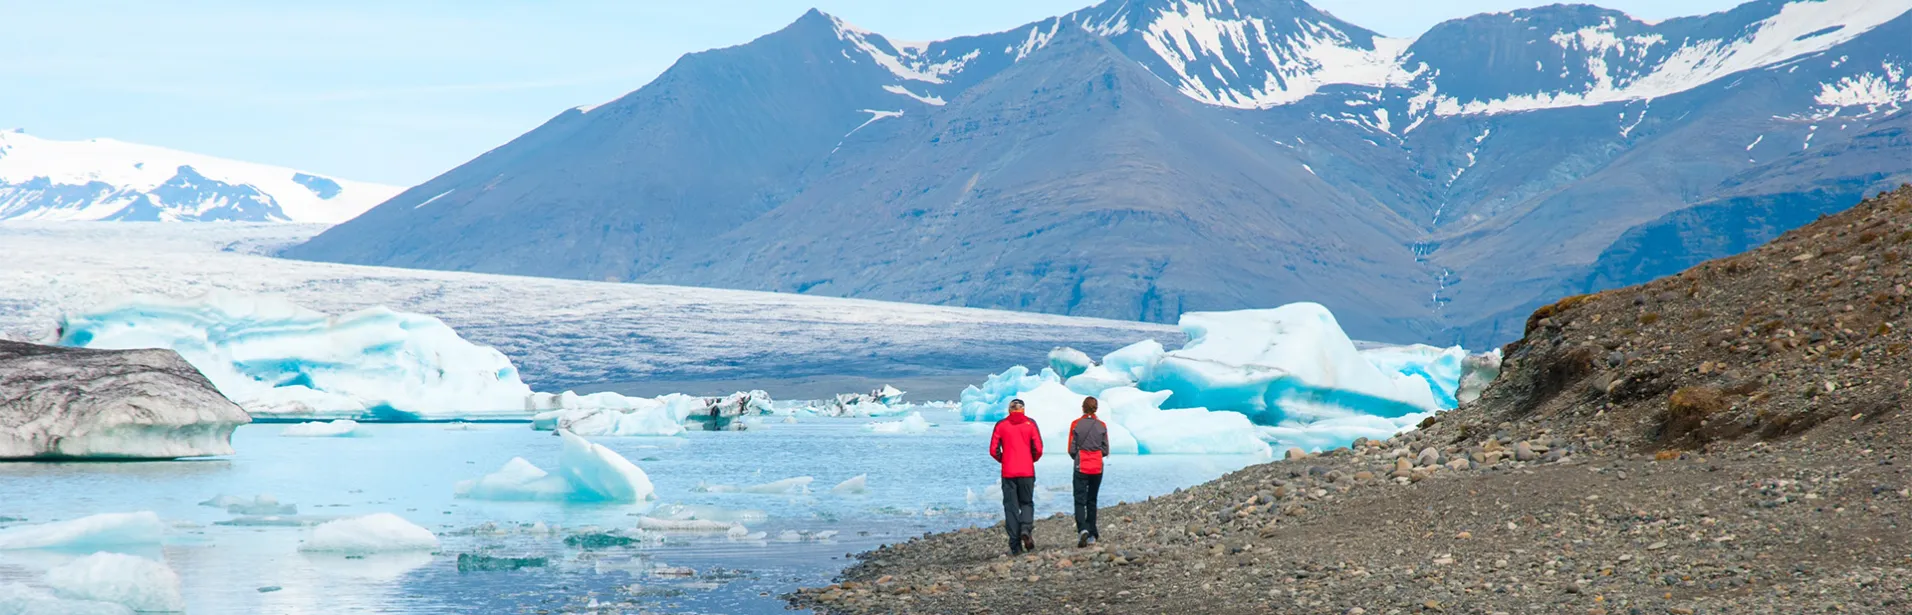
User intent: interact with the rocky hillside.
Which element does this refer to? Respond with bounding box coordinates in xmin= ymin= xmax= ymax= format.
xmin=789 ymin=186 xmax=1912 ymax=614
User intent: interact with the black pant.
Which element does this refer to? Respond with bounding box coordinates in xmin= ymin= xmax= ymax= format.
xmin=1001 ymin=476 xmax=1036 ymax=551
xmin=1073 ymin=471 xmax=1102 ymax=539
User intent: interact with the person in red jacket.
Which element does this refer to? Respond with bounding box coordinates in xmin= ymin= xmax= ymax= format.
xmin=989 ymin=398 xmax=1042 ymax=555
xmin=1068 ymin=396 xmax=1108 ymax=547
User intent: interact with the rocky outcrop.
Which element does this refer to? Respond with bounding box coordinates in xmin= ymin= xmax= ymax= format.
xmin=0 ymin=341 xmax=249 ymax=459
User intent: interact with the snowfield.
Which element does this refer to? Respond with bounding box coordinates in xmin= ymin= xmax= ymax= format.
xmin=0 ymin=222 xmax=1175 ymax=397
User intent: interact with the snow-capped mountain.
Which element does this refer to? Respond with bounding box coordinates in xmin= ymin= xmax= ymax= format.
xmin=289 ymin=0 xmax=1912 ymax=346
xmin=0 ymin=131 xmax=399 ymax=223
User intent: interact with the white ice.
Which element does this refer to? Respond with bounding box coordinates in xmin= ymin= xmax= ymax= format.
xmin=57 ymin=290 xmax=689 ymax=421
xmin=830 ymin=474 xmax=869 ymax=495
xmin=45 ymin=552 xmax=185 ymax=613
xmin=279 ymin=420 xmax=364 ymax=438
xmin=0 ymin=583 xmax=133 ymax=615
xmin=864 ymin=412 xmax=930 ymax=434
xmin=0 ymin=512 xmax=163 ymax=550
xmin=299 ymin=513 xmax=438 ymax=554
xmin=455 ymin=431 xmax=657 ymax=503
xmin=1047 ymin=347 xmax=1093 ymax=379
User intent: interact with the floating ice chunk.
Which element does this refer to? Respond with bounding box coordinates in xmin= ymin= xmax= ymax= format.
xmin=46 ymin=552 xmax=185 ymax=612
xmin=280 ymin=419 xmax=364 ymax=437
xmin=548 ymin=405 xmax=684 ymax=437
xmin=0 ymin=341 xmax=249 ymax=460
xmin=224 ymin=495 xmax=295 ymax=516
xmin=0 ymin=512 xmax=163 ymax=550
xmin=1047 ymin=347 xmax=1093 ymax=379
xmin=1017 ymin=382 xmax=1140 ymax=455
xmin=863 ymin=412 xmax=929 ymax=434
xmin=1358 ymin=344 xmax=1468 ymax=409
xmin=1101 ymin=339 xmax=1165 ymax=382
xmin=456 ymin=432 xmax=655 ymax=502
xmin=555 ymin=431 xmax=656 ymax=502
xmin=830 ymin=474 xmax=869 ymax=495
xmin=1144 ymin=303 xmax=1439 ymax=424
xmin=0 ymin=583 xmax=133 ymax=615
xmin=1122 ymin=405 xmax=1271 ymax=456
xmin=958 ymin=365 xmax=1054 ymax=421
xmin=1255 ymin=411 xmax=1434 ymax=453
xmin=651 ymin=503 xmax=767 ymax=525
xmin=740 ymin=476 xmax=813 ymax=495
xmin=1458 ymin=349 xmax=1503 ymax=405
xmin=636 ymin=517 xmax=739 ymax=532
xmin=1064 ymin=364 xmax=1134 ymax=396
xmin=299 ymin=513 xmax=438 ymax=554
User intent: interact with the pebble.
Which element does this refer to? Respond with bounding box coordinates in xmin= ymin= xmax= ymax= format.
xmin=1286 ymin=447 xmax=1309 ymax=460
xmin=1515 ymin=442 xmax=1538 ymax=462
xmin=1416 ymin=447 xmax=1441 ymax=467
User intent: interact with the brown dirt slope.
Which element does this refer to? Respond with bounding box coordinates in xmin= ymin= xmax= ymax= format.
xmin=789 ymin=186 xmax=1912 ymax=615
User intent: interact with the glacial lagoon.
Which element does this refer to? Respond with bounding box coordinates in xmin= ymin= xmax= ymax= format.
xmin=0 ymin=412 xmax=1263 ymax=613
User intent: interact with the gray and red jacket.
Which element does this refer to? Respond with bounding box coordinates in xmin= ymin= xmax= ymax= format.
xmin=1067 ymin=415 xmax=1108 ymax=474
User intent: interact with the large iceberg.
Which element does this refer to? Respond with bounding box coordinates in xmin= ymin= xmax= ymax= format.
xmin=0 ymin=341 xmax=249 ymax=460
xmin=46 ymin=552 xmax=185 ymax=613
xmin=299 ymin=513 xmax=439 ymax=554
xmin=455 ymin=430 xmax=656 ymax=502
xmin=962 ymin=303 xmax=1488 ymax=454
xmin=0 ymin=512 xmax=164 ymax=550
xmin=55 ymin=291 xmax=658 ymax=420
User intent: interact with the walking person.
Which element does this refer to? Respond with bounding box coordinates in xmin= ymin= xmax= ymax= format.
xmin=988 ymin=399 xmax=1042 ymax=555
xmin=1068 ymin=396 xmax=1108 ymax=547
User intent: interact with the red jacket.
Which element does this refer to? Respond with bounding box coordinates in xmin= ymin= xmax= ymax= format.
xmin=989 ymin=412 xmax=1043 ymax=478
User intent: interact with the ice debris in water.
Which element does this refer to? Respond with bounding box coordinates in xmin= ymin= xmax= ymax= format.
xmin=636 ymin=517 xmax=740 ymax=533
xmin=46 ymin=552 xmax=186 ymax=612
xmin=0 ymin=582 xmax=134 ymax=615
xmin=830 ymin=474 xmax=869 ymax=495
xmin=455 ymin=431 xmax=656 ymax=503
xmin=863 ymin=412 xmax=930 ymax=434
xmin=198 ymin=494 xmax=295 ymax=516
xmin=531 ymin=390 xmax=772 ymax=436
xmin=965 ymin=303 xmax=1494 ymax=453
xmin=693 ymin=476 xmax=814 ymax=495
xmin=55 ymin=290 xmax=668 ymax=420
xmin=0 ymin=512 xmax=163 ymax=550
xmin=299 ymin=513 xmax=438 ymax=554
xmin=280 ymin=419 xmax=364 ymax=437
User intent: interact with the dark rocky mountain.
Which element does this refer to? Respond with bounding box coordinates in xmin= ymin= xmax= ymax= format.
xmin=286 ymin=0 xmax=1912 ymax=346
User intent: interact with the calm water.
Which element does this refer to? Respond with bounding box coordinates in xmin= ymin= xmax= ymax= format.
xmin=0 ymin=411 xmax=1263 ymax=614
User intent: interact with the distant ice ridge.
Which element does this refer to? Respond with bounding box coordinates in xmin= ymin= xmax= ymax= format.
xmin=961 ymin=302 xmax=1494 ymax=453
xmin=56 ymin=290 xmax=665 ymax=420
xmin=455 ymin=431 xmax=657 ymax=503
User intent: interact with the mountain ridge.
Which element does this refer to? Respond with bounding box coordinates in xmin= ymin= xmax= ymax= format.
xmin=285 ymin=0 xmax=1912 ymax=346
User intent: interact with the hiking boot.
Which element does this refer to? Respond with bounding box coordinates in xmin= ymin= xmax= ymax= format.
xmin=1077 ymin=530 xmax=1090 ymax=548
xmin=1086 ymin=535 xmax=1097 ymax=546
xmin=1021 ymin=533 xmax=1035 ymax=552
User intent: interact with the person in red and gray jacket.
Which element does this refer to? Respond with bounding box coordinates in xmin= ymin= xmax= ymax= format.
xmin=1067 ymin=396 xmax=1109 ymax=547
xmin=989 ymin=398 xmax=1042 ymax=555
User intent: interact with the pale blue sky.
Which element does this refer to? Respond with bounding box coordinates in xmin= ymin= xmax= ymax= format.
xmin=1 ymin=0 xmax=1744 ymax=185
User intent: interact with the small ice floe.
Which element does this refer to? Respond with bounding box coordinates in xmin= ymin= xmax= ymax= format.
xmin=863 ymin=412 xmax=930 ymax=434
xmin=200 ymin=494 xmax=296 ymax=515
xmin=0 ymin=512 xmax=163 ymax=550
xmin=694 ymin=476 xmax=813 ymax=495
xmin=46 ymin=552 xmax=186 ymax=612
xmin=0 ymin=582 xmax=137 ymax=615
xmin=773 ymin=529 xmax=839 ymax=543
xmin=635 ymin=517 xmax=740 ymax=533
xmin=830 ymin=474 xmax=869 ymax=495
xmin=454 ymin=431 xmax=656 ymax=503
xmin=299 ymin=513 xmax=438 ymax=554
xmin=280 ymin=419 xmax=364 ymax=437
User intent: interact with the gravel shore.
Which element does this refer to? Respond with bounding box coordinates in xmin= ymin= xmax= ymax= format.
xmin=789 ymin=186 xmax=1912 ymax=614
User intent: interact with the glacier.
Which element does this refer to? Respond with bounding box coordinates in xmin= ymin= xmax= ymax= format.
xmin=55 ymin=290 xmax=669 ymax=421
xmin=0 ymin=512 xmax=164 ymax=551
xmin=454 ymin=431 xmax=657 ymax=503
xmin=299 ymin=513 xmax=439 ymax=554
xmin=46 ymin=552 xmax=186 ymax=613
xmin=959 ymin=302 xmax=1493 ymax=453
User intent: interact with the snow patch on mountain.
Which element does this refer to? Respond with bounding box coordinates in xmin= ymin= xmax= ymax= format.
xmin=1133 ymin=0 xmax=1412 ymax=109
xmin=1430 ymin=0 xmax=1910 ymax=116
xmin=0 ymin=131 xmax=398 ymax=223
xmin=1812 ymin=61 xmax=1912 ymax=116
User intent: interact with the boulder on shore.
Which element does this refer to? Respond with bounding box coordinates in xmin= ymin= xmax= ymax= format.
xmin=0 ymin=340 xmax=250 ymax=459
